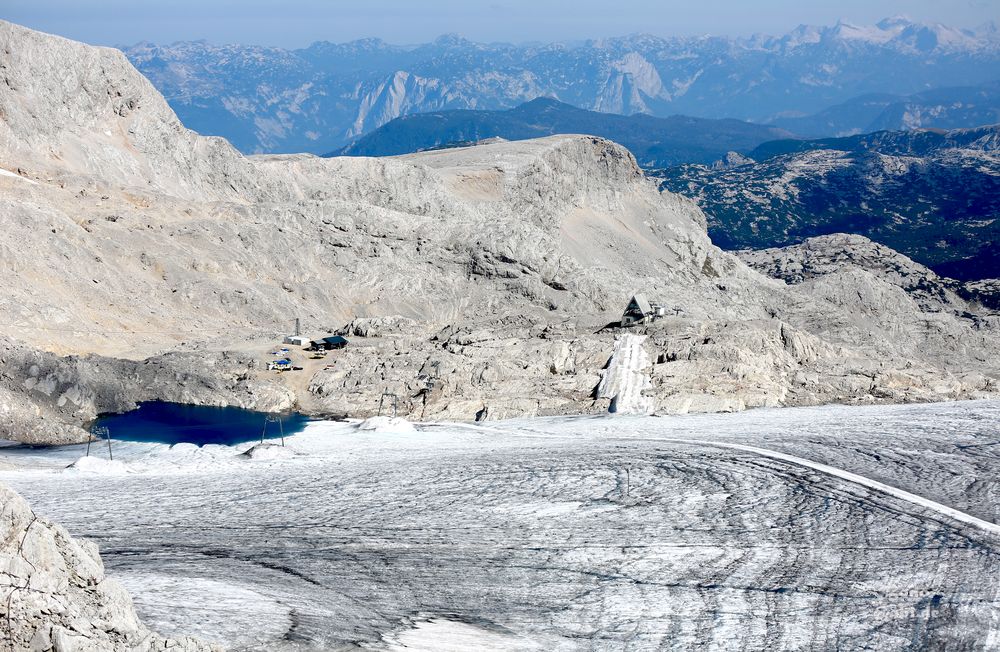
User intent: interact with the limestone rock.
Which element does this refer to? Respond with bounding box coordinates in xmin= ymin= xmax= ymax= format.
xmin=0 ymin=21 xmax=996 ymax=442
xmin=0 ymin=482 xmax=219 ymax=651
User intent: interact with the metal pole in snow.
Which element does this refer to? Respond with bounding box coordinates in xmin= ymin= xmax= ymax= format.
xmin=262 ymin=414 xmax=282 ymax=445
xmin=90 ymin=426 xmax=110 ymax=459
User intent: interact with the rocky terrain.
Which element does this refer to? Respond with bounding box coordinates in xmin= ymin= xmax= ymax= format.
xmin=121 ymin=17 xmax=1000 ymax=154
xmin=0 ymin=482 xmax=218 ymax=651
xmin=0 ymin=20 xmax=998 ymax=445
xmin=654 ymin=127 xmax=1000 ymax=280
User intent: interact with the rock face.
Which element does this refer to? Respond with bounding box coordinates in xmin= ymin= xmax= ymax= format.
xmin=0 ymin=482 xmax=218 ymax=651
xmin=0 ymin=20 xmax=998 ymax=443
xmin=0 ymin=336 xmax=295 ymax=445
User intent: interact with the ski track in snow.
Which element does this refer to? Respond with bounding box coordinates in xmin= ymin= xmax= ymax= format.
xmin=4 ymin=401 xmax=1000 ymax=650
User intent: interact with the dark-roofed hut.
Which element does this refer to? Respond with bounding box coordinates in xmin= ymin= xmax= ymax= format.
xmin=309 ymin=336 xmax=349 ymax=351
xmin=621 ymin=294 xmax=662 ymax=327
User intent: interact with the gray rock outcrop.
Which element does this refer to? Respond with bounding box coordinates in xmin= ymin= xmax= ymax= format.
xmin=0 ymin=482 xmax=218 ymax=651
xmin=0 ymin=337 xmax=294 ymax=444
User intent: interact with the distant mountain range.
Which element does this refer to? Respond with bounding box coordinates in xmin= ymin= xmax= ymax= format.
xmin=332 ymin=98 xmax=792 ymax=166
xmin=748 ymin=125 xmax=1000 ymax=159
xmin=653 ymin=125 xmax=1000 ymax=281
xmin=768 ymin=81 xmax=1000 ymax=137
xmin=123 ymin=17 xmax=1000 ymax=154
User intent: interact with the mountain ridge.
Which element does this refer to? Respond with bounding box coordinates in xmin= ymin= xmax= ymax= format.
xmin=654 ymin=125 xmax=1000 ymax=280
xmin=330 ymin=97 xmax=794 ymax=166
xmin=121 ymin=16 xmax=1000 ymax=154
xmin=768 ymin=81 xmax=1000 ymax=136
xmin=748 ymin=124 xmax=1000 ymax=159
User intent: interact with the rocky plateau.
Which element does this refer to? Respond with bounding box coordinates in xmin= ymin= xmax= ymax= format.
xmin=0 ymin=20 xmax=997 ymax=446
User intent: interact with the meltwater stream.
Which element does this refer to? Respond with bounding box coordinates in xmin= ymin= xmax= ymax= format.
xmin=94 ymin=401 xmax=313 ymax=446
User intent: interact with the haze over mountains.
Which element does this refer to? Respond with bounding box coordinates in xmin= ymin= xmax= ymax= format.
xmin=123 ymin=17 xmax=1000 ymax=154
xmin=769 ymin=81 xmax=1000 ymax=137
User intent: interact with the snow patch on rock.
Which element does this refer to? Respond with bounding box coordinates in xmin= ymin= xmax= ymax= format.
xmin=596 ymin=333 xmax=655 ymax=415
xmin=0 ymin=167 xmax=36 ymax=184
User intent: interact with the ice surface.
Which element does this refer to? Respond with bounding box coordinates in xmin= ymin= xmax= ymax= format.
xmin=116 ymin=573 xmax=291 ymax=649
xmin=379 ymin=617 xmax=548 ymax=651
xmin=240 ymin=442 xmax=296 ymax=461
xmin=4 ymin=401 xmax=1000 ymax=650
xmin=357 ymin=416 xmax=417 ymax=433
xmin=65 ymin=455 xmax=132 ymax=474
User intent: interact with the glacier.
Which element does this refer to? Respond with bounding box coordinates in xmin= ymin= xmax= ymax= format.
xmin=3 ymin=400 xmax=1000 ymax=650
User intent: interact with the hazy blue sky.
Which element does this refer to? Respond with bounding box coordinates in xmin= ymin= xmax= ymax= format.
xmin=2 ymin=0 xmax=997 ymax=47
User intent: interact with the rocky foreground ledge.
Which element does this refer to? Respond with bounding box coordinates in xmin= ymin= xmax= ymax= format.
xmin=0 ymin=483 xmax=218 ymax=651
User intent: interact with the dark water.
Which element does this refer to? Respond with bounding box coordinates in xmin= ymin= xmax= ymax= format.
xmin=94 ymin=402 xmax=312 ymax=447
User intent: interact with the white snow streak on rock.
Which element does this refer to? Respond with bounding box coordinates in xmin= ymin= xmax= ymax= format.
xmin=0 ymin=167 xmax=36 ymax=184
xmin=596 ymin=333 xmax=654 ymax=414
